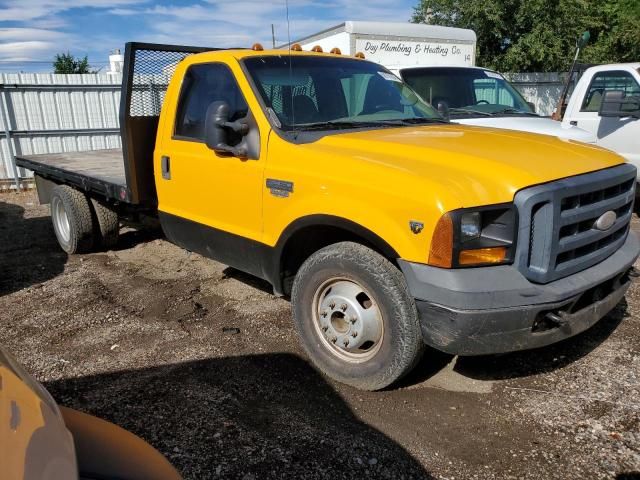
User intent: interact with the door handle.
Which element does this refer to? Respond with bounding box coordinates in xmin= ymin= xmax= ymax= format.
xmin=161 ymin=155 xmax=171 ymax=180
xmin=570 ymin=120 xmax=578 ymax=126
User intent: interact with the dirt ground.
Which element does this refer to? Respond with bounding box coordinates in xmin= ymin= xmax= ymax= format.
xmin=1 ymin=190 xmax=639 ymax=480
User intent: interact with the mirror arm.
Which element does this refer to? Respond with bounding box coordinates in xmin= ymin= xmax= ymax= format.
xmin=218 ymin=120 xmax=249 ymax=136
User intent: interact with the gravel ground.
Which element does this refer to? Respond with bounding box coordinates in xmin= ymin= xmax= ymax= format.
xmin=1 ymin=190 xmax=639 ymax=480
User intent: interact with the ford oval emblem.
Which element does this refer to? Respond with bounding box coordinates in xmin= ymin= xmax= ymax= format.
xmin=594 ymin=210 xmax=617 ymax=231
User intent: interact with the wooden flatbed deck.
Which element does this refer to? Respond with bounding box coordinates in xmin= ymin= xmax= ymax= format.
xmin=17 ymin=149 xmax=126 ymax=186
xmin=15 ymin=148 xmax=134 ymax=203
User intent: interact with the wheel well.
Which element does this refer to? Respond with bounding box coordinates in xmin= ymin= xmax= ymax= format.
xmin=277 ymin=222 xmax=399 ymax=296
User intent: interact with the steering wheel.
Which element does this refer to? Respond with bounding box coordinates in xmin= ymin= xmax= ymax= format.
xmin=475 ymin=100 xmax=490 ymax=105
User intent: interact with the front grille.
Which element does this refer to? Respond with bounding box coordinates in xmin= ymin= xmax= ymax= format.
xmin=514 ymin=164 xmax=636 ymax=284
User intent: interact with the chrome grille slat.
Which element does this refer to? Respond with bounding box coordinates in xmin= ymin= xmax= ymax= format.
xmin=514 ymin=164 xmax=636 ymax=284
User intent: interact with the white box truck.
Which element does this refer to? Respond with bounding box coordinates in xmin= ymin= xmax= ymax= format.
xmin=289 ymin=21 xmax=596 ymax=143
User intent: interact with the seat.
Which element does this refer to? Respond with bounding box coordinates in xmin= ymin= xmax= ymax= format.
xmin=291 ymin=95 xmax=321 ymax=124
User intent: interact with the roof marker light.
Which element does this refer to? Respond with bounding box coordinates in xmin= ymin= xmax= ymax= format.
xmin=330 ymin=47 xmax=342 ymax=55
xmin=291 ymin=43 xmax=303 ymax=52
xmin=311 ymin=45 xmax=323 ymax=53
xmin=252 ymin=43 xmax=264 ymax=51
xmin=354 ymin=52 xmax=365 ymax=59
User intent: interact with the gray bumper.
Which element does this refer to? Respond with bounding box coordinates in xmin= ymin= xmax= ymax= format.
xmin=399 ymin=232 xmax=640 ymax=355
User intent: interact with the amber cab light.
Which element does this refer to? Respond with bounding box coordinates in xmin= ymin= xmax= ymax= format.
xmin=428 ymin=213 xmax=454 ymax=268
xmin=330 ymin=47 xmax=342 ymax=55
xmin=459 ymin=247 xmax=507 ymax=266
xmin=354 ymin=52 xmax=366 ymax=59
xmin=291 ymin=43 xmax=303 ymax=52
xmin=311 ymin=45 xmax=323 ymax=52
xmin=251 ymin=43 xmax=264 ymax=51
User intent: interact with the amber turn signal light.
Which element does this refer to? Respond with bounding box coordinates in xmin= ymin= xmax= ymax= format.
xmin=311 ymin=45 xmax=323 ymax=52
xmin=354 ymin=52 xmax=365 ymax=59
xmin=330 ymin=47 xmax=342 ymax=55
xmin=459 ymin=247 xmax=507 ymax=266
xmin=251 ymin=43 xmax=264 ymax=51
xmin=291 ymin=43 xmax=303 ymax=51
xmin=428 ymin=213 xmax=454 ymax=268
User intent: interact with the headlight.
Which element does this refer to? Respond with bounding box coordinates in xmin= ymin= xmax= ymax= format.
xmin=428 ymin=204 xmax=517 ymax=268
xmin=460 ymin=212 xmax=481 ymax=241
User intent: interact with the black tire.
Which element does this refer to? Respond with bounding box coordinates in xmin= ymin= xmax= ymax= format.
xmin=50 ymin=185 xmax=95 ymax=254
xmin=291 ymin=242 xmax=425 ymax=391
xmin=90 ymin=198 xmax=119 ymax=250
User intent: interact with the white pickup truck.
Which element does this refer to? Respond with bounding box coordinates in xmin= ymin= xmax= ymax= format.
xmin=559 ymin=63 xmax=640 ymax=172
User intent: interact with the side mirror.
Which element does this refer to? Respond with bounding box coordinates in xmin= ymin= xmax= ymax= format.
xmin=204 ymin=101 xmax=250 ymax=157
xmin=436 ymin=100 xmax=450 ymax=121
xmin=599 ymin=91 xmax=640 ymax=119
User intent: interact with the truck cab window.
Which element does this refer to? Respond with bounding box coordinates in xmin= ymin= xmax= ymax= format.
xmin=473 ymin=78 xmax=516 ymax=107
xmin=175 ymin=63 xmax=248 ymax=141
xmin=581 ymin=71 xmax=640 ymax=112
xmin=244 ymin=56 xmax=439 ymax=130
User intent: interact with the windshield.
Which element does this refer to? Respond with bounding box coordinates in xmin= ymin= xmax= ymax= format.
xmin=243 ymin=56 xmax=442 ymax=130
xmin=400 ymin=67 xmax=535 ymax=117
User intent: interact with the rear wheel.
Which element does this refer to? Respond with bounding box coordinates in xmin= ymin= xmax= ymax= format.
xmin=50 ymin=185 xmax=95 ymax=254
xmin=90 ymin=198 xmax=119 ymax=249
xmin=292 ymin=242 xmax=425 ymax=390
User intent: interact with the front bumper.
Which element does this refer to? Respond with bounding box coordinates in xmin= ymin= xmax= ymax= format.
xmin=399 ymin=232 xmax=640 ymax=356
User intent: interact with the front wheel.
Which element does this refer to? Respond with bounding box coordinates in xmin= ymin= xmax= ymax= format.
xmin=291 ymin=242 xmax=425 ymax=390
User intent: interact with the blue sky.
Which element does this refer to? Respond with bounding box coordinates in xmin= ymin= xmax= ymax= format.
xmin=0 ymin=0 xmax=417 ymax=72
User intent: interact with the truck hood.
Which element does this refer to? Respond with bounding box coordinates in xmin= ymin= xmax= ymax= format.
xmin=308 ymin=124 xmax=623 ymax=207
xmin=454 ymin=116 xmax=597 ymax=143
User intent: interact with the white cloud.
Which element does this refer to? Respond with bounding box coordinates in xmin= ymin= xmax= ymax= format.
xmin=0 ymin=0 xmax=148 ymax=21
xmin=108 ymin=0 xmax=413 ymax=49
xmin=0 ymin=0 xmax=414 ymax=69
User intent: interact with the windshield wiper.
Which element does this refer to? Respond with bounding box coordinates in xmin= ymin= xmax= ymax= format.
xmin=386 ymin=117 xmax=449 ymax=125
xmin=491 ymin=108 xmax=538 ymax=116
xmin=448 ymin=108 xmax=493 ymax=117
xmin=293 ymin=120 xmax=395 ymax=131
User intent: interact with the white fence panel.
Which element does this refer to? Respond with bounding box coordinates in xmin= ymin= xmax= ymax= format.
xmin=505 ymin=72 xmax=564 ymax=116
xmin=0 ymin=73 xmax=122 ymax=189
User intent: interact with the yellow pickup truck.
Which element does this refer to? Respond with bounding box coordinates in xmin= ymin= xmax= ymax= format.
xmin=17 ymin=43 xmax=639 ymax=390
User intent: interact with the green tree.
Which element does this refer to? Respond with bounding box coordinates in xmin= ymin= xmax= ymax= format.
xmin=411 ymin=0 xmax=640 ymax=72
xmin=53 ymin=52 xmax=92 ymax=74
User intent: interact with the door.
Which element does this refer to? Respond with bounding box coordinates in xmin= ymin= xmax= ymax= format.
xmin=565 ymin=69 xmax=640 ymax=164
xmin=156 ymin=62 xmax=266 ymax=274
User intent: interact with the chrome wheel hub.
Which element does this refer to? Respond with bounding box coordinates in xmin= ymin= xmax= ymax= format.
xmin=313 ymin=278 xmax=384 ymax=362
xmin=52 ymin=196 xmax=71 ymax=244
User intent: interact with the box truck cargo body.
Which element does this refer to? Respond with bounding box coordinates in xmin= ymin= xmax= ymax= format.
xmin=289 ymin=21 xmax=477 ymax=68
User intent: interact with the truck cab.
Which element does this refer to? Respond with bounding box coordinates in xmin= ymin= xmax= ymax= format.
xmin=16 ymin=43 xmax=640 ymax=391
xmin=560 ymin=63 xmax=640 ymax=172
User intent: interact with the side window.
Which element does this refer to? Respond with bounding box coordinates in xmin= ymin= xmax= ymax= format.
xmin=473 ymin=78 xmax=515 ymax=107
xmin=581 ymin=71 xmax=640 ymax=112
xmin=175 ymin=63 xmax=248 ymax=141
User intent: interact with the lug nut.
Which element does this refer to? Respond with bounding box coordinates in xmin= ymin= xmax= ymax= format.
xmin=343 ymin=339 xmax=349 ymax=347
xmin=321 ymin=310 xmax=328 ymax=318
xmin=329 ymin=302 xmax=336 ymax=309
xmin=331 ymin=336 xmax=337 ymax=343
xmin=322 ymin=325 xmax=328 ymax=332
xmin=340 ymin=303 xmax=348 ymax=311
xmin=350 ymin=316 xmax=357 ymax=324
xmin=351 ymin=331 xmax=358 ymax=338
